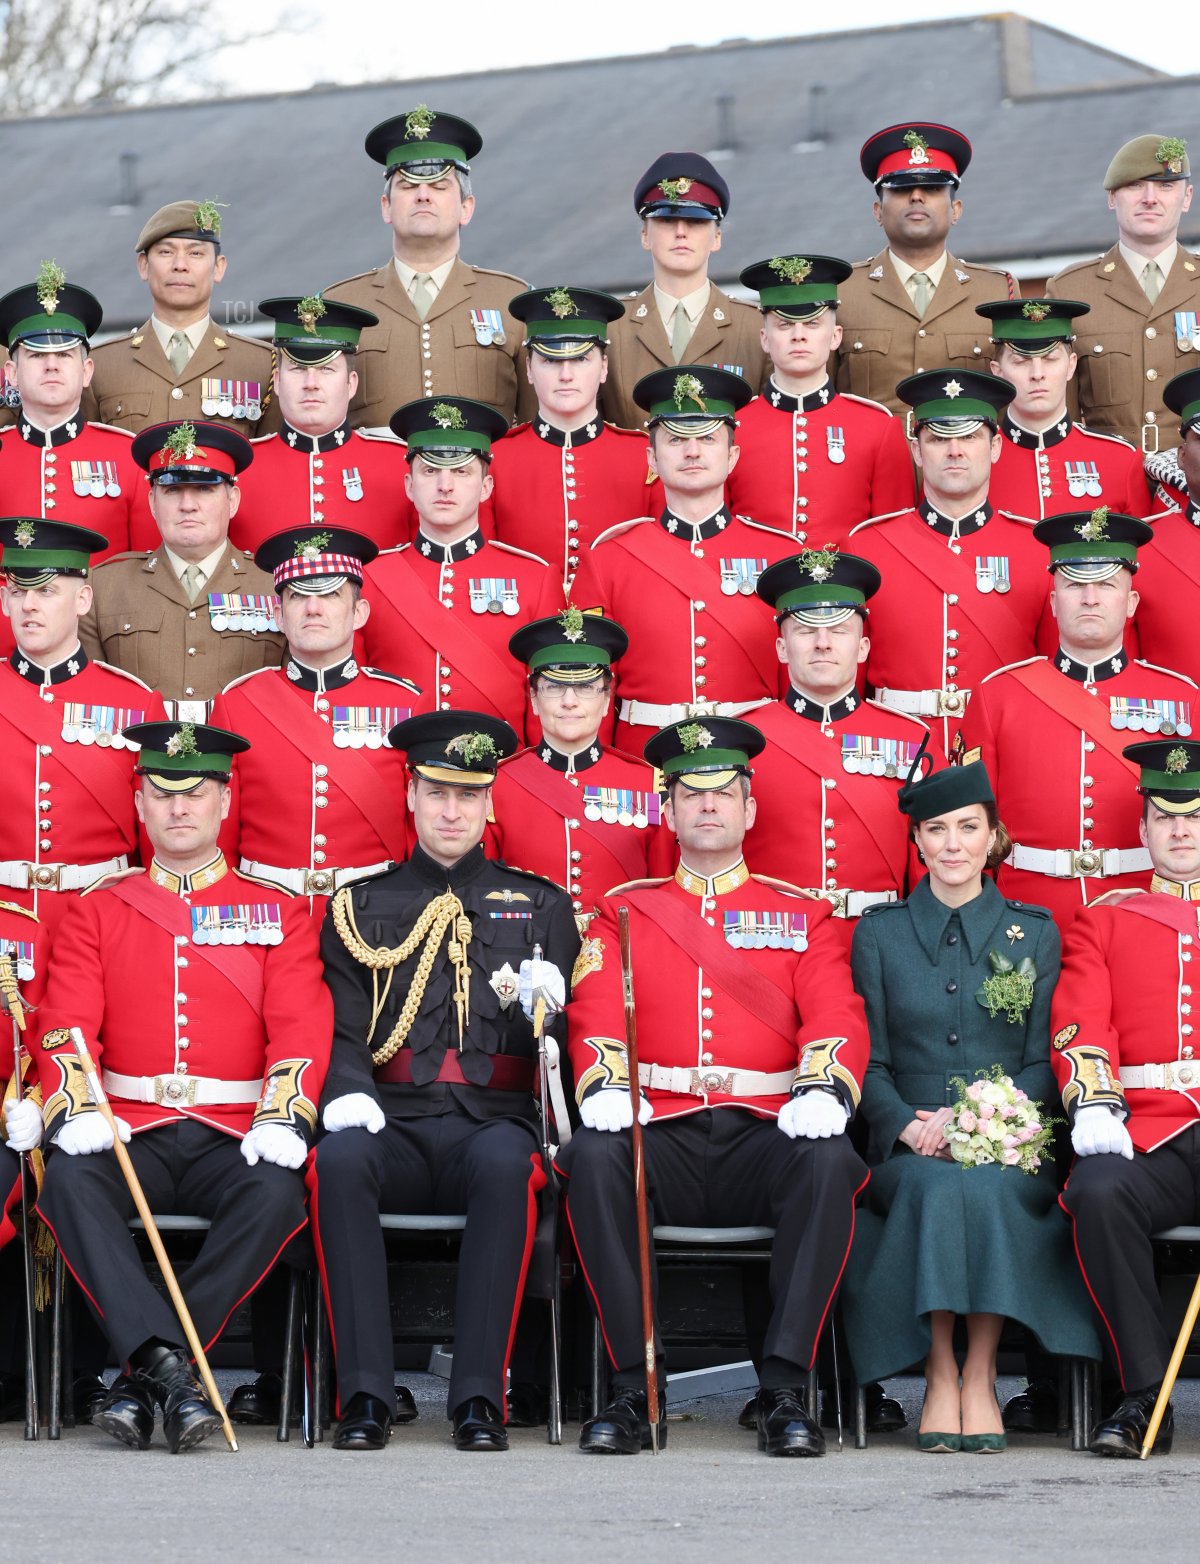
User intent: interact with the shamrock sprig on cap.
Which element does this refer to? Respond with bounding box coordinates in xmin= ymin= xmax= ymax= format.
xmin=162 ymin=422 xmax=198 ymax=465
xmin=903 ymin=129 xmax=929 ymax=155
xmin=405 ymin=104 xmax=435 ymax=141
xmin=546 ymin=288 xmax=578 ymax=320
xmin=1075 ymin=505 xmax=1109 ymax=543
xmin=677 ymin=722 xmax=714 ymax=754
xmin=769 ymin=256 xmax=813 ymax=284
xmin=165 ymin=723 xmax=198 ymax=759
xmin=1021 ymin=300 xmax=1050 ymax=322
xmin=447 ymin=732 xmax=498 ymax=766
xmin=658 ymin=177 xmax=693 ymax=201
xmin=1156 ymin=137 xmax=1187 ymax=171
xmin=297 ymin=295 xmax=326 ymax=333
xmin=673 ymin=374 xmax=707 ymax=412
xmin=797 ymin=545 xmax=839 ymax=582
xmin=294 ymin=532 xmax=332 ymax=560
xmin=36 ymin=260 xmax=66 ymax=314
xmin=431 ymin=403 xmax=466 ymax=431
xmin=1166 ymin=747 xmax=1191 ymax=775
xmin=559 ymin=604 xmax=585 ymax=643
xmin=193 ymin=200 xmax=226 ymax=236
xmin=13 ymin=522 xmax=36 ymax=549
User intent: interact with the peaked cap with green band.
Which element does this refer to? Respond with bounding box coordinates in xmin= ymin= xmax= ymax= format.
xmin=0 ymin=267 xmax=103 ymax=352
xmin=509 ymin=608 xmax=628 ymax=678
xmin=977 ymin=298 xmax=1089 ymax=356
xmin=0 ymin=518 xmax=108 ymax=583
xmin=508 ymin=287 xmax=625 ymax=357
xmin=389 ymin=396 xmax=509 ymax=467
xmin=1032 ymin=509 xmax=1152 ymax=579
xmin=1164 ymin=367 xmax=1200 ymax=434
xmin=755 ymin=550 xmax=881 ymax=625
xmin=643 ymin=716 xmax=765 ymax=792
xmin=1125 ymin=738 xmax=1200 ymax=815
xmin=258 ymin=295 xmax=379 ymax=363
xmin=633 ymin=365 xmax=752 ymax=431
xmin=364 ymin=108 xmax=483 ymax=177
xmin=739 ymin=254 xmax=852 ymax=321
xmin=126 ymin=721 xmax=250 ymax=792
xmin=389 ymin=710 xmax=517 ymax=785
xmin=897 ymin=368 xmax=1015 ymax=432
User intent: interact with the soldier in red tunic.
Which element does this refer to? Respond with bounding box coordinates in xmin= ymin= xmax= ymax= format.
xmin=231 ymin=294 xmax=415 ymax=557
xmin=1137 ymin=369 xmax=1200 ymax=682
xmin=850 ymin=369 xmax=1050 ymax=755
xmin=358 ymin=397 xmax=556 ymax=738
xmin=750 ymin=550 xmax=934 ymax=938
xmin=727 ymin=255 xmax=913 ymax=542
xmin=34 ymin=720 xmax=331 ymax=1453
xmin=487 ymin=287 xmax=655 ymax=592
xmin=559 ymin=717 xmax=869 ymax=1456
xmin=1055 ymin=738 xmax=1200 ymax=1455
xmin=490 ymin=609 xmax=670 ymax=920
xmin=570 ymin=366 xmax=797 ymax=755
xmin=980 ymin=299 xmax=1151 ymax=522
xmin=959 ymin=510 xmax=1195 ymax=929
xmin=0 ymin=518 xmax=163 ymax=941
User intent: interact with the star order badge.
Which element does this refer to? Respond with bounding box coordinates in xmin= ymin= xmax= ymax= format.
xmin=943 ymin=379 xmax=963 ymax=399
xmin=489 ymin=962 xmax=519 ymax=1010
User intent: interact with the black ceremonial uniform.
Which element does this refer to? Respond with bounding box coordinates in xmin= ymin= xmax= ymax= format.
xmin=312 ymin=843 xmax=579 ymax=1417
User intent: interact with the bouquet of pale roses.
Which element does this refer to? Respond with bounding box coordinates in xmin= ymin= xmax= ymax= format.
xmin=943 ymin=1064 xmax=1058 ymax=1174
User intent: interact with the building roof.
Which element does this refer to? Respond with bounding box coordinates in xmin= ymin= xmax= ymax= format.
xmin=5 ymin=12 xmax=1198 ymax=334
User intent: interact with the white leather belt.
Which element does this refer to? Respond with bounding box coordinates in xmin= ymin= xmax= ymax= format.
xmin=808 ymin=888 xmax=897 ymax=918
xmin=619 ymin=697 xmax=771 ymax=728
xmin=638 ymin=1062 xmax=794 ymax=1098
xmin=102 ymin=1070 xmax=263 ymax=1107
xmin=1119 ymin=1063 xmax=1200 ymax=1092
xmin=239 ymin=858 xmax=391 ymax=896
xmin=1008 ymin=844 xmax=1152 ymax=879
xmin=0 ymin=856 xmax=128 ymax=892
xmin=876 ymin=687 xmax=970 ymax=719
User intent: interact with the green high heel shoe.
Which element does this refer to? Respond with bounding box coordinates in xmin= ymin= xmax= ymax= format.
xmin=961 ymin=1431 xmax=1007 ymax=1453
xmin=916 ymin=1430 xmax=961 ymax=1453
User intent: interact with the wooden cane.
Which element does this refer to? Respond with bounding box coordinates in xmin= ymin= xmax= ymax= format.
xmin=66 ymin=1029 xmax=238 ymax=1452
xmin=617 ymin=907 xmax=660 ymax=1452
xmin=1 ymin=957 xmax=38 ymax=1439
xmin=1141 ymin=1266 xmax=1200 ymax=1458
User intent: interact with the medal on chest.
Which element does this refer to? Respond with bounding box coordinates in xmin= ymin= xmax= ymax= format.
xmin=469 ymin=309 xmax=506 ymax=347
xmin=342 ymin=467 xmax=364 ymax=502
xmin=70 ymin=460 xmax=121 ymax=499
xmin=1065 ymin=461 xmax=1102 ymax=500
xmin=0 ymin=940 xmax=34 ymax=982
xmin=840 ymin=734 xmax=921 ymax=778
xmin=723 ymin=911 xmax=808 ymax=951
xmin=826 ymin=427 xmax=846 ymax=465
xmin=200 ymin=379 xmax=262 ymax=421
xmin=190 ymin=903 xmax=284 ymax=945
xmin=974 ymin=556 xmax=1011 ymax=594
xmin=469 ymin=577 xmax=519 ymax=616
xmin=720 ymin=557 xmax=767 ymax=596
xmin=1109 ymin=697 xmax=1193 ymax=735
xmin=331 ymin=704 xmax=413 ymax=749
xmin=208 ymin=593 xmax=280 ymax=632
xmin=60 ymin=702 xmax=146 ymax=747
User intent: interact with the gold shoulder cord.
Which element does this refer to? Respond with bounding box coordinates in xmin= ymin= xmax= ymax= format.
xmin=331 ymin=887 xmax=473 ymax=1063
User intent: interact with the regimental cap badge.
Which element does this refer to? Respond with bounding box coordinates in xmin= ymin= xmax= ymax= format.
xmin=294 ymin=531 xmax=332 ymax=560
xmin=658 ymin=176 xmax=693 ymax=201
xmin=14 ymin=521 xmax=35 ymax=549
xmin=768 ymin=255 xmax=813 ymax=284
xmin=546 ymin=287 xmax=578 ymax=319
xmin=165 ymin=723 xmax=198 ymax=759
xmin=447 ymin=731 xmax=498 ymax=765
xmin=1076 ymin=505 xmax=1109 ymax=542
xmin=559 ymin=604 xmax=585 ymax=643
xmin=193 ymin=199 xmax=226 ymax=237
xmin=797 ymin=544 xmax=839 ymax=583
xmin=673 ymin=373 xmax=707 ymax=411
xmin=161 ymin=421 xmax=198 ymax=466
xmin=1022 ymin=300 xmax=1050 ymax=322
xmin=904 ymin=129 xmax=930 ymax=164
xmin=36 ymin=259 xmax=66 ymax=315
xmin=943 ymin=378 xmax=963 ymax=399
xmin=297 ymin=295 xmax=326 ymax=333
xmin=1157 ymin=136 xmax=1188 ymax=174
xmin=677 ymin=722 xmax=714 ymax=753
xmin=1167 ymin=746 xmax=1191 ymax=775
xmin=405 ymin=104 xmax=435 ymax=141
xmin=431 ymin=402 xmax=466 ymax=430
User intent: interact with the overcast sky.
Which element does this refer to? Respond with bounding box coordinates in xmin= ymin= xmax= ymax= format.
xmin=210 ymin=0 xmax=1193 ymax=95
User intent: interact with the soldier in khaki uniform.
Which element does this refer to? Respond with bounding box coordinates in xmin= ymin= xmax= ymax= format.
xmin=82 ymin=200 xmax=278 ymax=441
xmin=80 ymin=421 xmax=284 ymax=707
xmin=601 ymin=154 xmax=768 ymax=431
xmin=834 ymin=123 xmax=1015 ymax=416
xmin=1048 ymin=134 xmax=1199 ymax=453
xmin=324 ymin=107 xmax=532 ymax=429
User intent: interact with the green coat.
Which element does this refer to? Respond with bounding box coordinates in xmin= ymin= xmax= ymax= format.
xmin=842 ymin=876 xmax=1100 ymax=1382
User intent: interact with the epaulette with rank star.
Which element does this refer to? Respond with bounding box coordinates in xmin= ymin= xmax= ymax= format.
xmin=81 ymin=867 xmax=145 ymax=896
xmin=0 ymin=901 xmax=38 ymax=923
xmin=233 ymin=868 xmax=297 ymax=897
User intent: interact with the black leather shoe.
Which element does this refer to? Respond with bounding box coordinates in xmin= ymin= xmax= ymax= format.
xmin=757 ymin=1388 xmax=826 ymax=1457
xmin=145 ymin=1350 xmax=221 ymax=1454
xmin=72 ymin=1374 xmax=110 ymax=1426
xmin=93 ymin=1373 xmax=157 ymax=1451
xmin=1003 ymin=1378 xmax=1059 ymax=1435
xmin=506 ymin=1381 xmax=549 ymax=1428
xmin=821 ymin=1381 xmax=907 ymax=1434
xmin=394 ymin=1382 xmax=418 ymax=1424
xmin=333 ymin=1392 xmax=393 ymax=1451
xmin=228 ymin=1371 xmax=282 ymax=1426
xmin=579 ymin=1388 xmax=666 ymax=1454
xmin=452 ymin=1396 xmax=508 ymax=1451
xmin=1089 ymin=1386 xmax=1173 ymax=1458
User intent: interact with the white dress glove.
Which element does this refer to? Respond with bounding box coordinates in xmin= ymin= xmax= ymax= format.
xmin=1071 ymin=1103 xmax=1134 ymax=1160
xmin=777 ymin=1090 xmax=848 ymax=1140
xmin=3 ymin=1098 xmax=43 ymax=1153
xmin=579 ymin=1088 xmax=654 ymax=1133
xmin=53 ymin=1113 xmax=131 ymax=1156
xmin=322 ymin=1093 xmax=386 ymax=1134
xmin=240 ymin=1121 xmax=308 ymax=1169
xmin=519 ymin=958 xmax=566 ymax=1022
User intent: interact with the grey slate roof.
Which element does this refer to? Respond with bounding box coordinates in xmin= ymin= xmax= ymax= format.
xmin=2 ymin=12 xmax=1198 ymax=334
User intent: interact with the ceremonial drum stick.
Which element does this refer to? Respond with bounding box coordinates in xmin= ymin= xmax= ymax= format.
xmin=1 ymin=957 xmax=39 ymax=1439
xmin=617 ymin=906 xmax=660 ymax=1452
xmin=1141 ymin=1269 xmax=1200 ymax=1458
xmin=66 ymin=1028 xmax=238 ymax=1452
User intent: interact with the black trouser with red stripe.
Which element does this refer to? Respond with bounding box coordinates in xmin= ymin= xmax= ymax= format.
xmin=1061 ymin=1124 xmax=1200 ymax=1392
xmin=37 ymin=1119 xmax=307 ymax=1366
xmin=557 ymin=1108 xmax=868 ymax=1389
xmin=310 ymin=1109 xmax=545 ymax=1417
